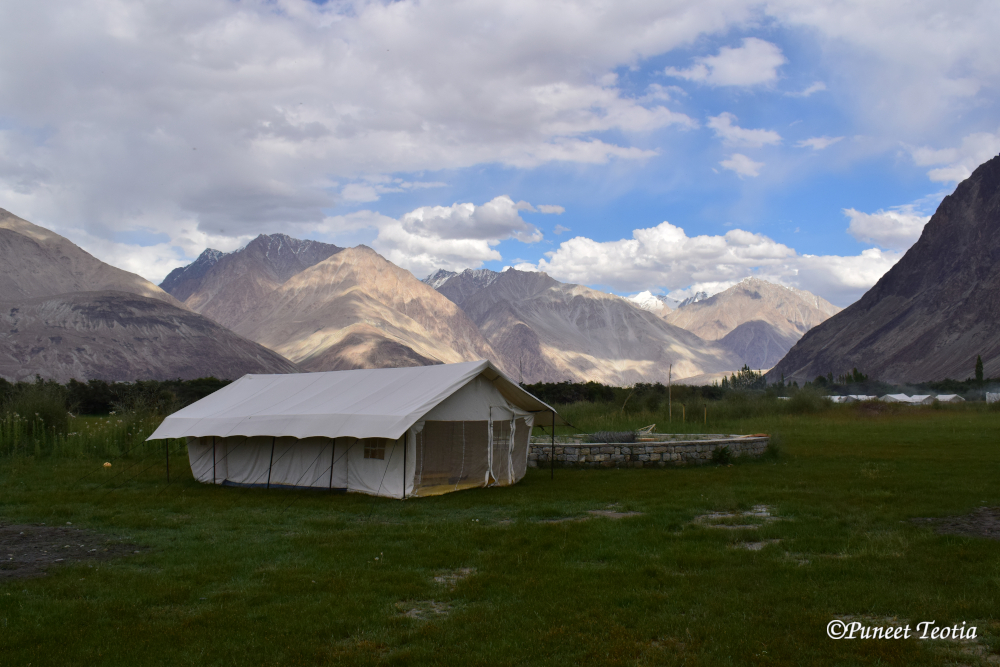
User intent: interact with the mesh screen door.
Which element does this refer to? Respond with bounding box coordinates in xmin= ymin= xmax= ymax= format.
xmin=413 ymin=421 xmax=489 ymax=496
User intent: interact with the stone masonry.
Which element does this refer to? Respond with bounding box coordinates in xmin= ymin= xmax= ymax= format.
xmin=527 ymin=434 xmax=769 ymax=469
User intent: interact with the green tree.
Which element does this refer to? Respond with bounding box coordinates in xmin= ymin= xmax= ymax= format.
xmin=976 ymin=355 xmax=984 ymax=383
xmin=729 ymin=365 xmax=766 ymax=391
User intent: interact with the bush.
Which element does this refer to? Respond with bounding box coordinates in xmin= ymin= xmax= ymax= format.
xmin=784 ymin=387 xmax=828 ymax=414
xmin=762 ymin=433 xmax=783 ymax=461
xmin=711 ymin=445 xmax=732 ymax=465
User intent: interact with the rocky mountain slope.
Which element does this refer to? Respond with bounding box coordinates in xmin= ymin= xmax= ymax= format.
xmin=663 ymin=277 xmax=840 ymax=369
xmin=161 ymin=234 xmax=343 ymax=331
xmin=770 ymin=153 xmax=1000 ymax=383
xmin=0 ymin=291 xmax=298 ymax=382
xmin=0 ymin=208 xmax=179 ymax=305
xmin=434 ymin=268 xmax=740 ymax=384
xmin=175 ymin=245 xmax=503 ymax=372
xmin=0 ymin=210 xmax=301 ymax=382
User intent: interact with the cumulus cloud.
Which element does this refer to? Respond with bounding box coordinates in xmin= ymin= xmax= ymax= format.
xmin=401 ymin=195 xmax=542 ymax=243
xmin=0 ymin=0 xmax=718 ymax=248
xmin=786 ymin=81 xmax=827 ymax=97
xmin=766 ymin=0 xmax=1000 ymax=133
xmin=720 ymin=153 xmax=764 ymax=178
xmin=844 ymin=206 xmax=929 ymax=251
xmin=796 ymin=136 xmax=844 ymax=150
xmin=306 ymin=196 xmax=544 ymax=279
xmin=538 ymin=205 xmax=565 ymax=214
xmin=665 ymin=38 xmax=786 ymax=87
xmin=910 ymin=127 xmax=1000 ymax=182
xmin=707 ymin=113 xmax=781 ymax=147
xmin=523 ymin=221 xmax=901 ymax=306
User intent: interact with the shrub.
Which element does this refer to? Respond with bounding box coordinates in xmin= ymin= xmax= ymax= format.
xmin=784 ymin=387 xmax=828 ymax=414
xmin=762 ymin=433 xmax=783 ymax=461
xmin=711 ymin=445 xmax=732 ymax=465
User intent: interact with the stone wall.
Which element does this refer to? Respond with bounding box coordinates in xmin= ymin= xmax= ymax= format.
xmin=527 ymin=434 xmax=769 ymax=469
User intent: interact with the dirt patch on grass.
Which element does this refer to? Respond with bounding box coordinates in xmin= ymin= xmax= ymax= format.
xmin=396 ymin=599 xmax=452 ymax=620
xmin=734 ymin=539 xmax=782 ymax=551
xmin=911 ymin=506 xmax=1000 ymax=541
xmin=434 ymin=567 xmax=475 ymax=589
xmin=0 ymin=523 xmax=144 ymax=580
xmin=539 ymin=508 xmax=644 ymax=524
xmin=694 ymin=505 xmax=780 ymax=530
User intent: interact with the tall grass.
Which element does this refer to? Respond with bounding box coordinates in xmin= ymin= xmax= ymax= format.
xmin=551 ymin=390 xmax=994 ymax=437
xmin=1 ymin=381 xmax=170 ymax=459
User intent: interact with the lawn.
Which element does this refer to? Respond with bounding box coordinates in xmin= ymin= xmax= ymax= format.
xmin=2 ymin=405 xmax=1000 ymax=665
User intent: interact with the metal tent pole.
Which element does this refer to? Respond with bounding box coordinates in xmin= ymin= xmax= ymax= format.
xmin=550 ymin=410 xmax=555 ymax=480
xmin=329 ymin=439 xmax=336 ymax=491
xmin=267 ymin=437 xmax=275 ymax=489
xmin=165 ymin=440 xmax=170 ymax=482
xmin=212 ymin=436 xmax=217 ymax=485
xmin=402 ymin=431 xmax=408 ymax=499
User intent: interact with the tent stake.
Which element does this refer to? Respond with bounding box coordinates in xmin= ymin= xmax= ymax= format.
xmin=550 ymin=410 xmax=555 ymax=480
xmin=267 ymin=437 xmax=275 ymax=489
xmin=165 ymin=440 xmax=170 ymax=482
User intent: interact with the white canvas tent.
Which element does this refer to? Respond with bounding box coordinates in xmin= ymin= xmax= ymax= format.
xmin=147 ymin=360 xmax=562 ymax=498
xmin=936 ymin=394 xmax=965 ymax=403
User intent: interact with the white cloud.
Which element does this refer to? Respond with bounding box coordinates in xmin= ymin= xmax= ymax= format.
xmin=786 ymin=81 xmax=827 ymax=97
xmin=796 ymin=136 xmax=844 ymax=150
xmin=766 ymin=0 xmax=1000 ymax=133
xmin=553 ymin=224 xmax=571 ymax=235
xmin=538 ymin=205 xmax=565 ymax=214
xmin=844 ymin=206 xmax=929 ymax=251
xmin=707 ymin=112 xmax=781 ymax=147
xmin=0 ymin=0 xmax=722 ymax=247
xmin=523 ymin=221 xmax=901 ymax=306
xmin=304 ymin=195 xmax=545 ymax=279
xmin=720 ymin=153 xmax=764 ymax=178
xmin=401 ymin=195 xmax=542 ymax=243
xmin=665 ymin=38 xmax=786 ymax=87
xmin=910 ymin=127 xmax=1000 ymax=182
xmin=67 ymin=225 xmax=254 ymax=285
xmin=340 ymin=184 xmax=381 ymax=203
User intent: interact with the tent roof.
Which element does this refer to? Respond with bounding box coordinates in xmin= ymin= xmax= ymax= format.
xmin=147 ymin=360 xmax=563 ymax=441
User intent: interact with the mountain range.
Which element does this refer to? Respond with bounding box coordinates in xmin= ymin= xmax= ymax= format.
xmin=161 ymin=239 xmax=502 ymax=372
xmin=663 ymin=278 xmax=840 ymax=369
xmin=1 ymin=208 xmax=845 ymax=385
xmin=432 ymin=268 xmax=740 ymax=384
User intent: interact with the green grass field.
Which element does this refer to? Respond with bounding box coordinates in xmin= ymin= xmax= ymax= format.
xmin=2 ymin=405 xmax=1000 ymax=665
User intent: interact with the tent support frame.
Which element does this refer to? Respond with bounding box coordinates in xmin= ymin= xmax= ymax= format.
xmin=329 ymin=439 xmax=336 ymax=491
xmin=212 ymin=436 xmax=216 ymax=485
xmin=267 ymin=437 xmax=275 ymax=490
xmin=550 ymin=410 xmax=555 ymax=479
xmin=165 ymin=440 xmax=170 ymax=482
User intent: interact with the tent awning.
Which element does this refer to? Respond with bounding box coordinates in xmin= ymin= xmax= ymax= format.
xmin=147 ymin=360 xmax=564 ymax=441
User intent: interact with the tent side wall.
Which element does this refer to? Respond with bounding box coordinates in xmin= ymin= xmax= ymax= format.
xmin=187 ymin=434 xmax=410 ymax=497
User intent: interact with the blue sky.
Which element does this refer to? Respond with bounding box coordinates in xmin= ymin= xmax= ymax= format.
xmin=1 ymin=1 xmax=998 ymax=306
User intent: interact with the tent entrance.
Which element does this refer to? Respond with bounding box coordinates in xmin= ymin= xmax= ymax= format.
xmin=412 ymin=417 xmax=532 ymax=497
